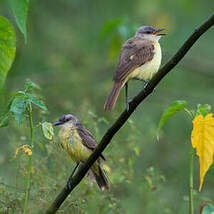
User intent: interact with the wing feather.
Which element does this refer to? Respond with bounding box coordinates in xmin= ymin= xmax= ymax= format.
xmin=76 ymin=123 xmax=106 ymax=161
xmin=113 ymin=37 xmax=154 ymax=82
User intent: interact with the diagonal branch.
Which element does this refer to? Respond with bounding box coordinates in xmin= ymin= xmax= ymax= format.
xmin=45 ymin=13 xmax=214 ymax=214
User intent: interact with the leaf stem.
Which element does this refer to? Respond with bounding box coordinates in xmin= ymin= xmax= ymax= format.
xmin=184 ymin=108 xmax=195 ymax=119
xmin=23 ymin=103 xmax=34 ymax=214
xmin=189 ymin=147 xmax=194 ymax=214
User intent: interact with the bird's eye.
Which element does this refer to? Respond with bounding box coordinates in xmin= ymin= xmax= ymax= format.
xmin=146 ymin=31 xmax=151 ymax=34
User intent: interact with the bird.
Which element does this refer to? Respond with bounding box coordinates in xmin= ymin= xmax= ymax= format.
xmin=104 ymin=26 xmax=166 ymax=111
xmin=54 ymin=114 xmax=109 ymax=190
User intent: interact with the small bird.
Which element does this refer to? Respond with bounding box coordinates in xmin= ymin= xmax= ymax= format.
xmin=104 ymin=26 xmax=166 ymax=111
xmin=54 ymin=114 xmax=109 ymax=190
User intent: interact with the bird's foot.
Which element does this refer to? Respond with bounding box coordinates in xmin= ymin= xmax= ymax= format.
xmin=143 ymin=80 xmax=149 ymax=89
xmin=126 ymin=99 xmax=132 ymax=111
xmin=66 ymin=163 xmax=80 ymax=190
xmin=66 ymin=178 xmax=72 ymax=190
xmin=132 ymin=78 xmax=149 ymax=89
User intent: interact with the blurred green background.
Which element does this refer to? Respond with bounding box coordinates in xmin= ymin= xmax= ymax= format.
xmin=0 ymin=0 xmax=214 ymax=213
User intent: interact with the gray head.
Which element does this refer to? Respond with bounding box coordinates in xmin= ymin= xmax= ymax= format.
xmin=53 ymin=114 xmax=79 ymax=126
xmin=135 ymin=26 xmax=165 ymax=41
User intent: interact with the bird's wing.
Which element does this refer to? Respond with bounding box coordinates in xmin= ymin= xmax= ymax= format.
xmin=113 ymin=37 xmax=154 ymax=82
xmin=76 ymin=124 xmax=106 ymax=161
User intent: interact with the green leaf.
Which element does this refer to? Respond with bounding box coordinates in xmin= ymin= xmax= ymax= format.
xmin=42 ymin=122 xmax=54 ymax=140
xmin=0 ymin=113 xmax=10 ymax=128
xmin=99 ymin=18 xmax=123 ymax=40
xmin=9 ymin=0 xmax=29 ymax=42
xmin=0 ymin=16 xmax=16 ymax=89
xmin=157 ymin=100 xmax=187 ymax=139
xmin=26 ymin=93 xmax=47 ymax=111
xmin=201 ymin=204 xmax=214 ymax=214
xmin=196 ymin=104 xmax=211 ymax=117
xmin=10 ymin=95 xmax=27 ymax=124
xmin=25 ymin=80 xmax=40 ymax=91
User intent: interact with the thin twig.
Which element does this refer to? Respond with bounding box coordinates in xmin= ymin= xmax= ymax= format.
xmin=45 ymin=13 xmax=214 ymax=214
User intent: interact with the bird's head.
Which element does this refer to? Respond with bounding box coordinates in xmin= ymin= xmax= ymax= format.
xmin=53 ymin=114 xmax=79 ymax=127
xmin=135 ymin=26 xmax=166 ymax=41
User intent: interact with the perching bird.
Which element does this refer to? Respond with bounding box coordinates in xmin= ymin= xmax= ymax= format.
xmin=54 ymin=114 xmax=109 ymax=190
xmin=104 ymin=26 xmax=166 ymax=111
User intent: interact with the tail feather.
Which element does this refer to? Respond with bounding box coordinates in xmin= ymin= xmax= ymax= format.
xmin=90 ymin=166 xmax=109 ymax=190
xmin=104 ymin=82 xmax=122 ymax=111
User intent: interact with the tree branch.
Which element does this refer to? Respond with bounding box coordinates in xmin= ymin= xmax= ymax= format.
xmin=45 ymin=13 xmax=214 ymax=214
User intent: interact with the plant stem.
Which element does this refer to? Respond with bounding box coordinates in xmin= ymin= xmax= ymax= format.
xmin=189 ymin=145 xmax=194 ymax=214
xmin=187 ymin=109 xmax=195 ymax=214
xmin=23 ymin=104 xmax=34 ymax=214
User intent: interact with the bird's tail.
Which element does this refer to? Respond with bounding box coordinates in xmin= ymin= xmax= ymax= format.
xmin=104 ymin=82 xmax=122 ymax=111
xmin=89 ymin=165 xmax=109 ymax=190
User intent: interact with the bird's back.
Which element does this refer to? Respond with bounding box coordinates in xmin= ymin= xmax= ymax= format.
xmin=113 ymin=37 xmax=155 ymax=83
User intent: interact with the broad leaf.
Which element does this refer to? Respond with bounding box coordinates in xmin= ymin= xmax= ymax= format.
xmin=0 ymin=16 xmax=16 ymax=89
xmin=42 ymin=122 xmax=54 ymax=140
xmin=191 ymin=113 xmax=214 ymax=191
xmin=157 ymin=100 xmax=187 ymax=139
xmin=196 ymin=104 xmax=211 ymax=117
xmin=10 ymin=95 xmax=27 ymax=124
xmin=26 ymin=93 xmax=47 ymax=111
xmin=9 ymin=0 xmax=29 ymax=42
xmin=0 ymin=113 xmax=10 ymax=128
xmin=201 ymin=204 xmax=214 ymax=214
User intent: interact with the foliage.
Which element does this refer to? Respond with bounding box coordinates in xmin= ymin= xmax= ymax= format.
xmin=191 ymin=114 xmax=214 ymax=191
xmin=157 ymin=100 xmax=187 ymax=139
xmin=9 ymin=0 xmax=29 ymax=42
xmin=0 ymin=80 xmax=47 ymax=213
xmin=0 ymin=80 xmax=47 ymax=126
xmin=0 ymin=0 xmax=29 ymax=90
xmin=0 ymin=0 xmax=214 ymax=213
xmin=42 ymin=122 xmax=54 ymax=140
xmin=0 ymin=111 xmax=135 ymax=214
xmin=0 ymin=16 xmax=16 ymax=90
xmin=159 ymin=101 xmax=214 ymax=213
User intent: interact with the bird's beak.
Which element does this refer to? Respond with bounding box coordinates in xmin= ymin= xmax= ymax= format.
xmin=153 ymin=28 xmax=166 ymax=36
xmin=53 ymin=121 xmax=63 ymax=126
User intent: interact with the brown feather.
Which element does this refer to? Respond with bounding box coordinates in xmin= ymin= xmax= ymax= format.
xmin=89 ymin=167 xmax=109 ymax=190
xmin=94 ymin=165 xmax=109 ymax=190
xmin=113 ymin=37 xmax=154 ymax=82
xmin=76 ymin=123 xmax=106 ymax=161
xmin=104 ymin=82 xmax=123 ymax=111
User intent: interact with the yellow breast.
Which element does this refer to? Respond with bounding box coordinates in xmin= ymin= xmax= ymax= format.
xmin=58 ymin=127 xmax=92 ymax=163
xmin=127 ymin=41 xmax=162 ymax=81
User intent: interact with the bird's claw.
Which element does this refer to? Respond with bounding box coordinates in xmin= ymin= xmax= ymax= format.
xmin=143 ymin=80 xmax=149 ymax=89
xmin=126 ymin=99 xmax=132 ymax=111
xmin=67 ymin=179 xmax=72 ymax=190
